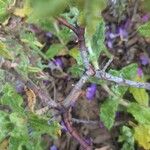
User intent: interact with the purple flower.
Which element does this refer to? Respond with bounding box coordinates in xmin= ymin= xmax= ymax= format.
xmin=107 ymin=40 xmax=113 ymax=49
xmin=141 ymin=14 xmax=150 ymax=22
xmin=15 ymin=81 xmax=24 ymax=94
xmin=109 ymin=33 xmax=119 ymax=39
xmin=137 ymin=67 xmax=143 ymax=77
xmin=99 ymin=121 xmax=104 ymax=128
xmin=61 ymin=121 xmax=68 ymax=132
xmin=119 ymin=27 xmax=128 ymax=41
xmin=139 ymin=54 xmax=149 ymax=65
xmin=50 ymin=145 xmax=58 ymax=150
xmin=53 ymin=57 xmax=63 ymax=68
xmin=86 ymin=84 xmax=97 ymax=101
xmin=45 ymin=32 xmax=52 ymax=38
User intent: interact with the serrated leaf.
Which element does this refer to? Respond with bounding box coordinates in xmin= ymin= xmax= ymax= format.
xmin=27 ymin=66 xmax=42 ymax=73
xmin=121 ymin=63 xmax=138 ymax=79
xmin=0 ymin=41 xmax=13 ymax=60
xmin=76 ymin=0 xmax=106 ymax=37
xmin=129 ymin=75 xmax=149 ymax=106
xmin=127 ymin=103 xmax=150 ymax=124
xmin=13 ymin=0 xmax=31 ymax=17
xmin=46 ymin=44 xmax=65 ymax=59
xmin=0 ymin=111 xmax=13 ymax=142
xmin=28 ymin=114 xmax=61 ymax=138
xmin=118 ymin=126 xmax=135 ymax=150
xmin=69 ymin=64 xmax=84 ymax=77
xmin=69 ymin=48 xmax=83 ymax=65
xmin=91 ymin=19 xmax=106 ymax=56
xmin=100 ymin=98 xmax=119 ymax=129
xmin=0 ymin=0 xmax=12 ymax=23
xmin=138 ymin=21 xmax=150 ymax=37
xmin=0 ymin=83 xmax=24 ymax=113
xmin=134 ymin=125 xmax=150 ymax=150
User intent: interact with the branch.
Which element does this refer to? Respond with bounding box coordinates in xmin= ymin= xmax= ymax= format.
xmin=62 ymin=110 xmax=93 ymax=150
xmin=56 ymin=17 xmax=91 ymax=71
xmin=95 ymin=70 xmax=150 ymax=90
xmin=63 ymin=74 xmax=89 ymax=108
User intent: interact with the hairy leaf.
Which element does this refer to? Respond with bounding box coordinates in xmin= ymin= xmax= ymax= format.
xmin=0 ymin=41 xmax=13 ymax=60
xmin=0 ymin=83 xmax=24 ymax=113
xmin=46 ymin=44 xmax=65 ymax=59
xmin=127 ymin=103 xmax=150 ymax=124
xmin=100 ymin=98 xmax=119 ymax=129
xmin=28 ymin=114 xmax=61 ymax=138
xmin=91 ymin=19 xmax=107 ymax=66
xmin=138 ymin=21 xmax=150 ymax=37
xmin=118 ymin=126 xmax=135 ymax=150
xmin=0 ymin=111 xmax=13 ymax=142
xmin=134 ymin=125 xmax=150 ymax=150
xmin=130 ymin=76 xmax=149 ymax=106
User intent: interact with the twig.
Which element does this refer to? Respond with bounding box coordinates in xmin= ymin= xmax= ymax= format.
xmin=102 ymin=56 xmax=114 ymax=72
xmin=56 ymin=17 xmax=91 ymax=71
xmin=95 ymin=70 xmax=150 ymax=90
xmin=63 ymin=74 xmax=89 ymax=108
xmin=62 ymin=110 xmax=93 ymax=150
xmin=72 ymin=118 xmax=126 ymax=127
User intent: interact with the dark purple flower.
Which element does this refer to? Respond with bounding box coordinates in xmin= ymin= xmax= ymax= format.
xmin=137 ymin=67 xmax=143 ymax=77
xmin=141 ymin=14 xmax=150 ymax=22
xmin=99 ymin=121 xmax=104 ymax=128
xmin=107 ymin=40 xmax=113 ymax=49
xmin=53 ymin=57 xmax=63 ymax=68
xmin=139 ymin=54 xmax=149 ymax=65
xmin=43 ymin=80 xmax=50 ymax=86
xmin=115 ymin=112 xmax=121 ymax=119
xmin=45 ymin=32 xmax=52 ymax=38
xmin=119 ymin=27 xmax=128 ymax=41
xmin=85 ymin=137 xmax=93 ymax=145
xmin=109 ymin=33 xmax=119 ymax=39
xmin=86 ymin=84 xmax=97 ymax=101
xmin=61 ymin=121 xmax=68 ymax=132
xmin=50 ymin=145 xmax=58 ymax=150
xmin=15 ymin=81 xmax=24 ymax=94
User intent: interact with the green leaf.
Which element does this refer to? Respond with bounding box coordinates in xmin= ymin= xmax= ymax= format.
xmin=90 ymin=19 xmax=107 ymax=67
xmin=0 ymin=0 xmax=11 ymax=23
xmin=127 ymin=103 xmax=150 ymax=124
xmin=0 ymin=41 xmax=13 ymax=60
xmin=76 ymin=0 xmax=106 ymax=37
xmin=100 ymin=98 xmax=119 ymax=129
xmin=121 ymin=63 xmax=138 ymax=79
xmin=0 ymin=83 xmax=24 ymax=113
xmin=46 ymin=44 xmax=64 ymax=59
xmin=27 ymin=66 xmax=42 ymax=73
xmin=68 ymin=64 xmax=84 ymax=77
xmin=69 ymin=48 xmax=83 ymax=65
xmin=0 ymin=111 xmax=13 ymax=142
xmin=118 ymin=126 xmax=135 ymax=150
xmin=28 ymin=114 xmax=61 ymax=138
xmin=134 ymin=124 xmax=150 ymax=150
xmin=130 ymin=87 xmax=149 ymax=107
xmin=129 ymin=75 xmax=149 ymax=107
xmin=138 ymin=21 xmax=150 ymax=37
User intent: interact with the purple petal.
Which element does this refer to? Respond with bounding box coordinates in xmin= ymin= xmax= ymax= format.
xmin=141 ymin=14 xmax=150 ymax=22
xmin=139 ymin=54 xmax=149 ymax=65
xmin=119 ymin=27 xmax=128 ymax=40
xmin=86 ymin=84 xmax=97 ymax=101
xmin=137 ymin=67 xmax=143 ymax=77
xmin=61 ymin=121 xmax=68 ymax=132
xmin=107 ymin=40 xmax=113 ymax=49
xmin=53 ymin=57 xmax=63 ymax=68
xmin=50 ymin=145 xmax=58 ymax=150
xmin=109 ymin=33 xmax=119 ymax=39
